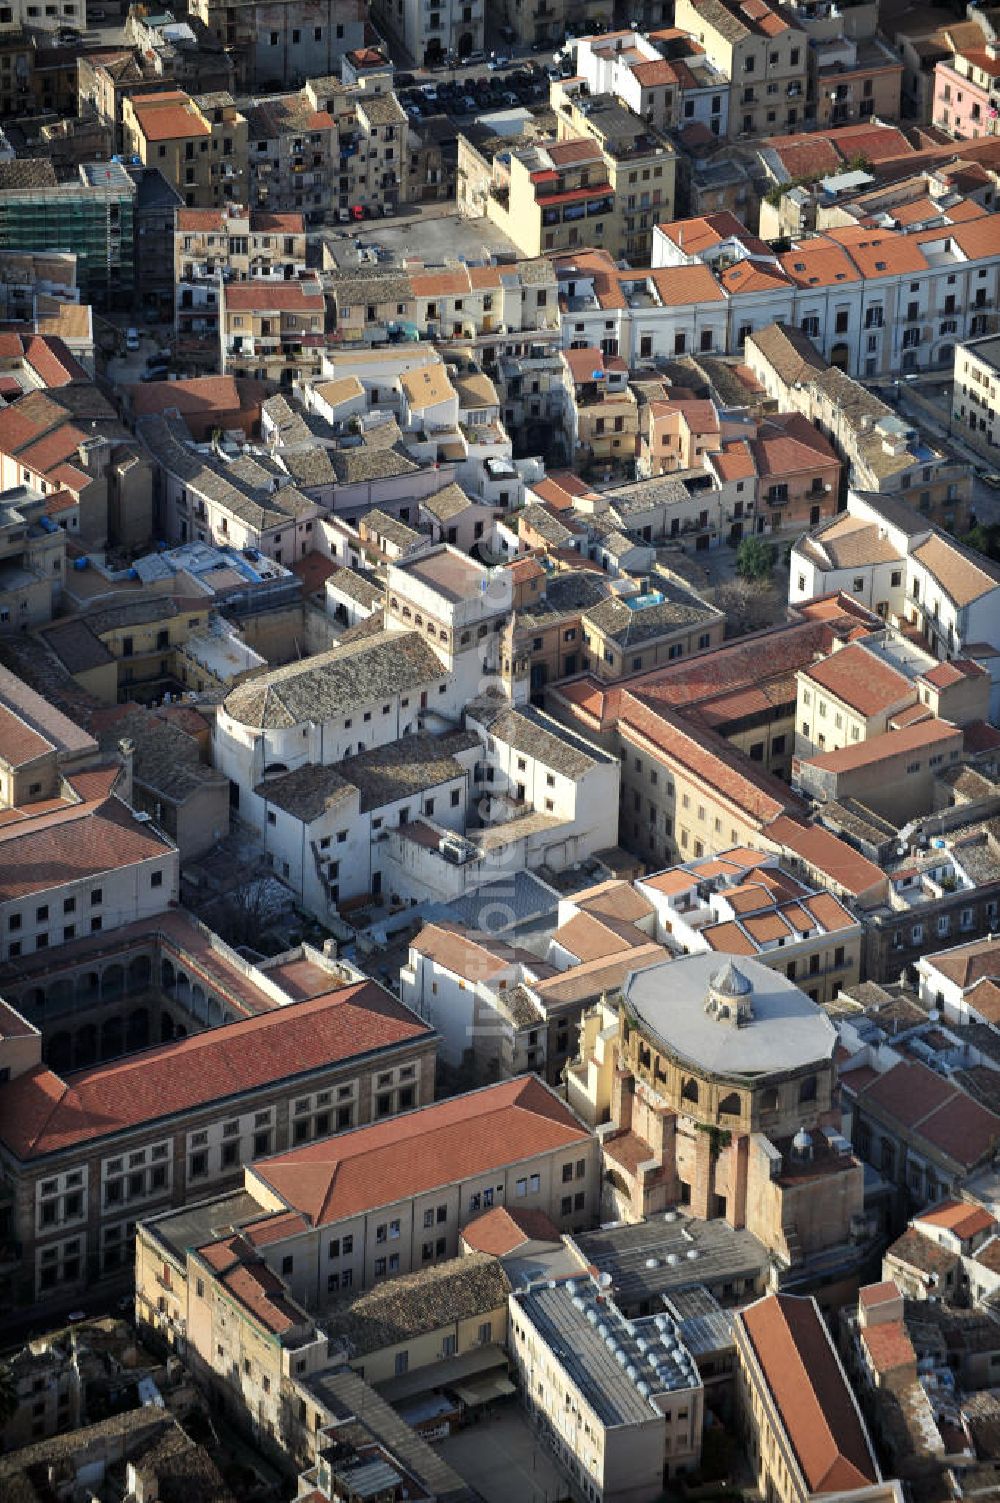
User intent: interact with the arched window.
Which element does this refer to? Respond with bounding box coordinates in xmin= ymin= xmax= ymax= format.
xmin=681 ymin=1077 xmax=699 ymax=1105
xmin=719 ymin=1091 xmax=741 ymax=1117
xmin=760 ymin=1086 xmax=779 ymax=1113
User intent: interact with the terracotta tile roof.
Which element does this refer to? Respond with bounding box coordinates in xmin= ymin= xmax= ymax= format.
xmin=835 ymin=123 xmax=913 ymax=163
xmin=553 ymin=911 xmax=649 ymax=962
xmin=175 ymin=208 xmax=225 ymax=232
xmin=249 ymin=1075 xmax=591 ymax=1227
xmin=702 ymin=920 xmax=757 ymax=955
xmin=722 ymin=259 xmax=796 ymax=295
xmin=963 ymin=718 xmax=1000 ymax=755
xmin=0 ymin=770 xmax=173 ymax=902
xmin=858 ymin=1279 xmax=901 ymax=1309
xmin=801 ymin=643 xmax=913 ymax=718
xmin=218 ymin=1254 xmax=305 ymax=1335
xmin=945 ymin=213 xmax=1000 ymax=261
xmin=131 ymin=92 xmax=211 ymax=142
xmin=467 ymin=265 xmax=504 ymax=290
xmin=640 ymin=868 xmax=698 ymax=896
xmin=885 ymin=1225 xmax=960 ymax=1279
xmin=399 ymin=361 xmax=455 ymax=410
xmin=972 ymin=1235 xmax=1000 ymax=1274
xmin=531 ymin=472 xmax=594 ymax=510
xmin=615 ymin=621 xmax=838 ymax=717
xmin=633 ymin=57 xmax=684 ymax=86
xmin=547 ymin=138 xmax=603 ymax=167
xmin=461 ymin=1205 xmax=560 ymax=1256
xmin=531 ymin=942 xmax=666 ymax=1007
xmin=751 ymin=412 xmax=840 ymax=478
xmin=563 ymin=346 xmax=606 ymax=385
xmin=913 ymin=532 xmax=1000 ymax=607
xmin=800 ymin=891 xmax=856 ymax=933
xmin=964 ymin=978 xmax=1000 ymax=1024
xmin=408 ymin=267 xmax=471 ymax=297
xmin=0 ymin=980 xmax=428 ymax=1160
xmin=711 ymin=440 xmax=756 ymax=482
xmin=800 ymin=716 xmax=961 ymax=775
xmin=291 ymin=552 xmax=337 ymax=595
xmin=553 ymin=248 xmax=628 ymax=310
xmin=860 ymin=1321 xmax=916 ymax=1377
xmin=572 ymin=878 xmax=655 ymax=925
xmin=252 ymin=211 xmax=306 ymax=234
xmin=657 ymin=211 xmax=767 ymax=256
xmin=738 ymin=1293 xmax=878 ymax=1494
xmin=913 ymin=1200 xmax=995 ymax=1240
xmin=889 ymin=702 xmax=932 ymax=730
xmin=0 ymin=401 xmax=50 ymax=455
xmin=852 ymin=1059 xmax=1000 ymax=1169
xmin=825 ymin=226 xmax=930 ymax=279
xmin=780 ymin=241 xmax=863 ymax=290
xmin=767 ymin=816 xmax=887 ymax=900
xmin=925 ymin=938 xmax=1000 ymax=990
xmin=410 ymin=922 xmax=538 ymax=982
xmin=620 ymin=693 xmax=799 ymax=826
xmin=0 ymin=702 xmax=52 ymax=768
xmin=767 ymin=135 xmax=843 ymax=179
xmin=224 ymin=281 xmax=324 ymax=312
xmin=920 ymin=658 xmax=983 ymax=690
xmin=648 ymin=263 xmax=726 ymax=306
xmin=130 ymin=374 xmax=248 ymax=423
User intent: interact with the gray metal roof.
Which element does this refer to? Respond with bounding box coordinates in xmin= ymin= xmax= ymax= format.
xmin=662 ymin=1285 xmax=734 ymax=1357
xmin=568 ymin=1215 xmax=770 ymax=1311
xmin=425 ymin=869 xmax=560 ymax=933
xmin=624 ymin=952 xmax=837 ymax=1079
xmin=515 ymin=1276 xmax=700 ymax=1429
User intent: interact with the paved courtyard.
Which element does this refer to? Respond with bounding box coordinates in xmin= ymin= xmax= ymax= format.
xmin=322 ymin=207 xmax=520 ymax=270
xmin=436 ymin=1402 xmax=569 ymax=1503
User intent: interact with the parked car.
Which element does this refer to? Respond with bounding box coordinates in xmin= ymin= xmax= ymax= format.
xmin=488 ymin=53 xmax=511 ymax=70
xmin=125 ymin=327 xmax=140 ymax=351
xmin=396 ymin=71 xmax=415 ymax=86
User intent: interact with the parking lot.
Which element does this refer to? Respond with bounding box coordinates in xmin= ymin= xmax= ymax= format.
xmin=397 ymin=59 xmax=557 ymax=124
xmin=104 ymin=330 xmax=176 ymax=388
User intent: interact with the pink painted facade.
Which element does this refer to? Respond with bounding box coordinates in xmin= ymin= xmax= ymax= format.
xmin=933 ymin=55 xmax=1000 ymax=140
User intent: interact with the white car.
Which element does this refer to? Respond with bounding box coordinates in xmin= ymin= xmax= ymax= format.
xmin=125 ymin=327 xmax=140 ymax=352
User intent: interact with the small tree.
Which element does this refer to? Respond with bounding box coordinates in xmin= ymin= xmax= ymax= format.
xmin=735 ymin=536 xmax=776 ymax=582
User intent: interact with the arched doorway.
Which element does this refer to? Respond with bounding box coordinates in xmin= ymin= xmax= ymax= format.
xmin=129 ymin=954 xmax=152 ymax=991
xmin=48 ymin=1032 xmax=72 ymax=1072
xmin=127 ymin=1007 xmax=150 ymax=1051
xmin=75 ymin=1024 xmax=98 ymax=1069
xmin=100 ymin=1015 xmax=123 ymax=1060
xmin=102 ymin=964 xmax=125 ymax=1000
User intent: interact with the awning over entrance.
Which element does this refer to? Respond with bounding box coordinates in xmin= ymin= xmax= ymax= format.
xmin=376 ymin=1343 xmax=508 ymax=1405
xmin=449 ymin=1371 xmax=517 ymax=1406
